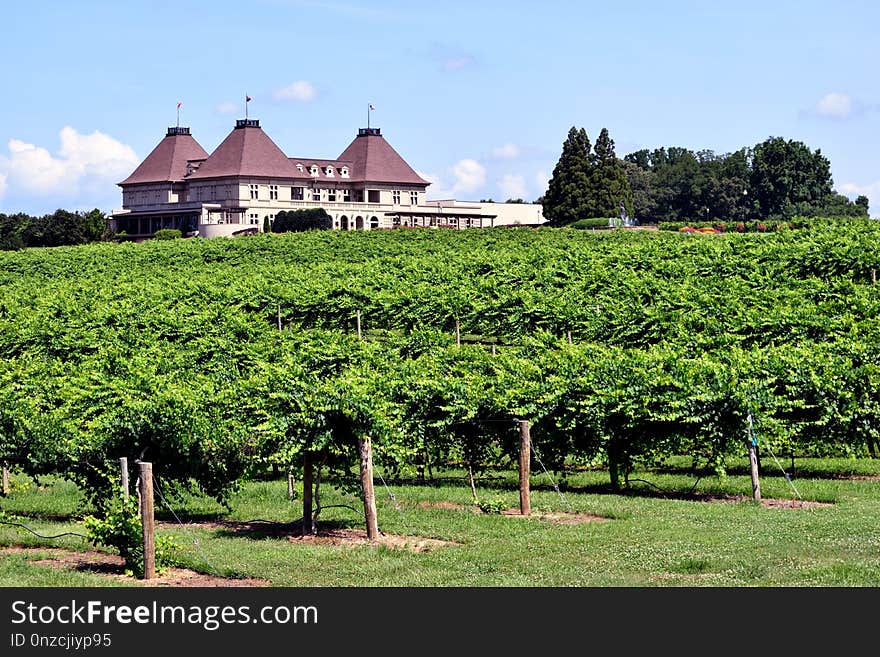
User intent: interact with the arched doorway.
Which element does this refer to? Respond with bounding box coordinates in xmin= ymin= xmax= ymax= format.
xmin=369 ymin=216 xmax=379 ymax=230
xmin=340 ymin=215 xmax=349 ymax=230
xmin=355 ymin=216 xmax=364 ymax=230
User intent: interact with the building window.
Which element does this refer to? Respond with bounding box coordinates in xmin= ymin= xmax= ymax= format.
xmin=353 ymin=190 xmax=364 ymax=202
xmin=249 ymin=184 xmax=259 ymax=200
xmin=312 ymin=189 xmax=321 ymax=201
xmin=296 ymin=163 xmax=304 ymax=173
xmin=292 ymin=186 xmax=304 ymax=200
xmin=325 ymin=166 xmax=334 ymax=177
xmin=367 ymin=190 xmax=380 ymax=203
xmin=269 ymin=184 xmax=278 ymax=200
xmin=341 ymin=167 xmax=349 ymax=178
xmin=328 ymin=190 xmax=336 ymax=202
xmin=411 ymin=191 xmax=419 ymax=205
xmin=392 ymin=190 xmax=401 ymax=204
xmin=266 ymin=214 xmax=275 ymax=227
xmin=310 ymin=165 xmax=319 ymax=177
xmin=343 ymin=189 xmax=351 ymax=202
xmin=249 ymin=213 xmax=260 ymax=225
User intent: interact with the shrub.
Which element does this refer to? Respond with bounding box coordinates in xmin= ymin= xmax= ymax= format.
xmin=84 ymin=496 xmax=179 ymax=577
xmin=569 ymin=218 xmax=613 ymax=230
xmin=272 ymin=208 xmax=332 ymax=233
xmin=153 ymin=229 xmax=182 ymax=240
xmin=477 ymin=495 xmax=507 ymax=514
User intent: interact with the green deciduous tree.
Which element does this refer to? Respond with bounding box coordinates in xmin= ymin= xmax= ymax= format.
xmin=750 ymin=137 xmax=833 ymax=219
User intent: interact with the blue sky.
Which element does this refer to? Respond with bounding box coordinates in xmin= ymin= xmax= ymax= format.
xmin=2 ymin=0 xmax=878 ymax=216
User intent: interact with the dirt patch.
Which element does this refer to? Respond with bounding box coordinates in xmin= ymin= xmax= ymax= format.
xmin=536 ymin=511 xmax=609 ymax=524
xmin=417 ymin=501 xmax=471 ymax=511
xmin=288 ymin=527 xmax=457 ymax=552
xmin=837 ymin=474 xmax=880 ymax=481
xmin=498 ymin=509 xmax=608 ymax=524
xmin=2 ymin=546 xmax=267 ymax=587
xmin=693 ymin=494 xmax=832 ymax=509
xmin=416 ymin=500 xmax=608 ymax=524
xmin=156 ymin=519 xmax=457 ymax=552
xmin=759 ymin=498 xmax=832 ymax=509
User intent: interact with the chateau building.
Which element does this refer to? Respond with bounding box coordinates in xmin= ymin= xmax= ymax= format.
xmin=113 ymin=119 xmax=544 ymax=238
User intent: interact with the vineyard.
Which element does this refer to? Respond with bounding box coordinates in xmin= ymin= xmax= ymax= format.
xmin=2 ymin=220 xmax=880 ymax=584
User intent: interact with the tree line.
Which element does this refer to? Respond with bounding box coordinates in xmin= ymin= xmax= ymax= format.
xmin=0 ymin=209 xmax=110 ymax=250
xmin=543 ymin=128 xmax=870 ymax=225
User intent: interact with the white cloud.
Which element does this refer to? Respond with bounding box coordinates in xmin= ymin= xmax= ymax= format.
xmin=419 ymin=171 xmax=454 ymax=200
xmin=838 ymin=181 xmax=879 ymax=217
xmin=422 ymin=160 xmax=488 ymax=200
xmin=450 ymin=159 xmax=486 ymax=194
xmin=0 ymin=172 xmax=7 ymax=198
xmin=534 ymin=170 xmax=549 ymax=196
xmin=441 ymin=56 xmax=474 ymax=72
xmin=0 ymin=127 xmax=138 ymax=199
xmin=274 ymin=81 xmax=317 ymax=102
xmin=215 ymin=101 xmax=238 ymax=115
xmin=815 ymin=92 xmax=853 ymax=119
xmin=498 ymin=174 xmax=527 ymax=200
xmin=490 ymin=143 xmax=519 ymax=159
xmin=416 ymin=170 xmax=441 ymax=187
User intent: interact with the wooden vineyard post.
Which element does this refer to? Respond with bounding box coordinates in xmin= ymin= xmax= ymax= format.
xmin=138 ymin=462 xmax=156 ymax=580
xmin=746 ymin=414 xmax=761 ymax=502
xmin=1 ymin=464 xmax=9 ymax=496
xmin=567 ymin=330 xmax=572 ymax=344
xmin=119 ymin=457 xmax=129 ymax=503
xmin=303 ymin=452 xmax=314 ymax=535
xmin=518 ymin=420 xmax=531 ymax=516
xmin=277 ymin=304 xmax=282 ymax=331
xmin=455 ymin=318 xmax=461 ymax=346
xmin=357 ymin=436 xmax=379 ymax=540
xmin=287 ymin=470 xmax=295 ymax=500
xmin=356 ymin=310 xmax=362 ymax=340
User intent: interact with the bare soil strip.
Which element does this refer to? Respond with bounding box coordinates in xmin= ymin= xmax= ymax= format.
xmin=1 ymin=546 xmax=267 ymax=587
xmin=155 ymin=519 xmax=458 ymax=552
xmin=417 ymin=500 xmax=608 ymax=524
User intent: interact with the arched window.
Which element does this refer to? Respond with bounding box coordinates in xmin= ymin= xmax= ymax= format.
xmin=325 ymin=166 xmax=334 ymax=177
xmin=369 ymin=216 xmax=379 ymax=230
xmin=340 ymin=215 xmax=348 ymax=230
xmin=310 ymin=165 xmax=319 ymax=177
xmin=341 ymin=167 xmax=349 ymax=178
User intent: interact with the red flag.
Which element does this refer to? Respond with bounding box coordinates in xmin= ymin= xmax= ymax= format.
xmin=177 ymin=101 xmax=182 ymax=108
xmin=246 ymin=95 xmax=252 ymax=102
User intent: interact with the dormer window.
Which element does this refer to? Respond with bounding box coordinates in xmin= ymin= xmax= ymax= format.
xmin=296 ymin=163 xmax=304 ymax=173
xmin=341 ymin=167 xmax=349 ymax=178
xmin=310 ymin=165 xmax=319 ymax=177
xmin=325 ymin=166 xmax=334 ymax=177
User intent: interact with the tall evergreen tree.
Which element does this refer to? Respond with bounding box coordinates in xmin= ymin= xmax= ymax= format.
xmin=544 ymin=127 xmax=592 ymax=226
xmin=591 ymin=128 xmax=632 ymax=219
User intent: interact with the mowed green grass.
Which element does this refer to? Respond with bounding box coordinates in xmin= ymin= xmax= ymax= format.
xmin=1 ymin=459 xmax=879 ymax=587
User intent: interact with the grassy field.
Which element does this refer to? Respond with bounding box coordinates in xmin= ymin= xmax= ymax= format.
xmin=1 ymin=458 xmax=879 ymax=587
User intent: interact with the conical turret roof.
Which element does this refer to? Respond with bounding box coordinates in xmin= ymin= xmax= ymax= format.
xmin=188 ymin=119 xmax=299 ymax=180
xmin=119 ymin=127 xmax=208 ymax=185
xmin=337 ymin=128 xmax=429 ymax=185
